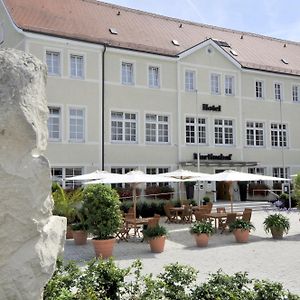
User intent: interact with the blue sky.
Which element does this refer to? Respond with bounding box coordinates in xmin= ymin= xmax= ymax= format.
xmin=103 ymin=0 xmax=300 ymax=42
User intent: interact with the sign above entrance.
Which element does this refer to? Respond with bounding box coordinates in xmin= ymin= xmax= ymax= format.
xmin=202 ymin=104 xmax=221 ymax=112
xmin=193 ymin=153 xmax=232 ymax=161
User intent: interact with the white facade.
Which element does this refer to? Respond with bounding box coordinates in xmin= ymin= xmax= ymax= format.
xmin=1 ymin=1 xmax=299 ymax=197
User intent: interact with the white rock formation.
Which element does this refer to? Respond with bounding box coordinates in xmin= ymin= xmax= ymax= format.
xmin=0 ymin=49 xmax=66 ymax=300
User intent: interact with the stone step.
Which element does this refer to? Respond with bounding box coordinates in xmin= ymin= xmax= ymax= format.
xmin=212 ymin=201 xmax=273 ymax=212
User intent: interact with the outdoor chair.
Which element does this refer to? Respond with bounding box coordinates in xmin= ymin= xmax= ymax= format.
xmin=220 ymin=213 xmax=237 ymax=234
xmin=242 ymin=208 xmax=252 ymax=222
xmin=180 ymin=205 xmax=192 ymax=223
xmin=194 ymin=209 xmax=208 ymax=222
xmin=164 ymin=204 xmax=176 ymax=223
xmin=204 ymin=202 xmax=213 ymax=213
xmin=217 ymin=207 xmax=226 ymax=227
xmin=116 ymin=219 xmax=130 ymax=242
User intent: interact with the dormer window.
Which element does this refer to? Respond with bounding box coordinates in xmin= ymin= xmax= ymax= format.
xmin=172 ymin=39 xmax=180 ymax=46
xmin=109 ymin=28 xmax=118 ymax=35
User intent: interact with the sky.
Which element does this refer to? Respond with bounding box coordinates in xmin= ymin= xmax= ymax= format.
xmin=102 ymin=0 xmax=300 ymax=42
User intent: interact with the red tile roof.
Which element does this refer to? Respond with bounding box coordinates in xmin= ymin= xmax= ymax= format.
xmin=3 ymin=0 xmax=300 ymax=76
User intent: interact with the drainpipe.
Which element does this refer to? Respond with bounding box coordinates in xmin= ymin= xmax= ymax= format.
xmin=101 ymin=44 xmax=107 ymax=170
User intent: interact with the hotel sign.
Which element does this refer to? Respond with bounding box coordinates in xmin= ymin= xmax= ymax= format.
xmin=193 ymin=153 xmax=232 ymax=160
xmin=202 ymin=104 xmax=221 ymax=112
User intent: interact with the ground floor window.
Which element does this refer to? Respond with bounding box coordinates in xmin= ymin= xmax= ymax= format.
xmin=111 ymin=167 xmax=136 ymax=188
xmin=51 ymin=167 xmax=83 ymax=190
xmin=272 ymin=167 xmax=289 ymax=179
xmin=146 ymin=167 xmax=169 ymax=186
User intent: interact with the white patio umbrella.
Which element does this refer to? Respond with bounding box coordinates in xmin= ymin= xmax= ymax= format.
xmin=85 ymin=170 xmax=181 ymax=219
xmin=160 ymin=169 xmax=212 ymax=203
xmin=196 ymin=170 xmax=290 ymax=212
xmin=66 ymin=170 xmax=123 ymax=181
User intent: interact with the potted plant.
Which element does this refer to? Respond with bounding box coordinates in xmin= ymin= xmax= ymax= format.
xmin=229 ymin=219 xmax=255 ymax=243
xmin=190 ymin=220 xmax=214 ymax=247
xmin=143 ymin=225 xmax=167 ymax=253
xmin=202 ymin=196 xmax=210 ymax=205
xmin=71 ymin=206 xmax=88 ymax=245
xmin=263 ymin=213 xmax=290 ymax=239
xmin=82 ymin=184 xmax=123 ymax=258
xmin=52 ymin=183 xmax=83 ymax=239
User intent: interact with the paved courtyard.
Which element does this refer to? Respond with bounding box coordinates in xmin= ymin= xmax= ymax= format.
xmin=64 ymin=208 xmax=300 ymax=295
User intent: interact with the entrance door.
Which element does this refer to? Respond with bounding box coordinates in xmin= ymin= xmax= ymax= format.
xmin=215 ymin=169 xmax=231 ymax=201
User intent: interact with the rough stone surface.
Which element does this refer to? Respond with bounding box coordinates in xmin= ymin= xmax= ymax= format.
xmin=0 ymin=49 xmax=66 ymax=300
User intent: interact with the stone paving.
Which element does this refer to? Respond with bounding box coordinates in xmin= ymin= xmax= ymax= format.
xmin=64 ymin=208 xmax=300 ymax=295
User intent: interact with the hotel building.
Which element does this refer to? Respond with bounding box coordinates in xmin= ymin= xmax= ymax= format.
xmin=1 ymin=0 xmax=300 ymax=200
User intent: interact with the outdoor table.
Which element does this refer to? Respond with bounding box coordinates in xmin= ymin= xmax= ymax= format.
xmin=169 ymin=207 xmax=184 ymax=222
xmin=204 ymin=212 xmax=243 ymax=230
xmin=125 ymin=218 xmax=151 ymax=237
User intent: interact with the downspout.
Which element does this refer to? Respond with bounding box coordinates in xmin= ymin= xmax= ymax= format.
xmin=101 ymin=44 xmax=107 ymax=170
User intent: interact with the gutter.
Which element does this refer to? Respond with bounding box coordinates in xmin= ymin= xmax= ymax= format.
xmin=101 ymin=44 xmax=107 ymax=170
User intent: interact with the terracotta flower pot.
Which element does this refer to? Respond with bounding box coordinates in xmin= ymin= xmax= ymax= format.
xmin=149 ymin=236 xmax=166 ymax=253
xmin=66 ymin=225 xmax=73 ymax=239
xmin=233 ymin=229 xmax=250 ymax=243
xmin=73 ymin=230 xmax=88 ymax=245
xmin=194 ymin=233 xmax=209 ymax=247
xmin=92 ymin=238 xmax=116 ymax=258
xmin=271 ymin=228 xmax=284 ymax=239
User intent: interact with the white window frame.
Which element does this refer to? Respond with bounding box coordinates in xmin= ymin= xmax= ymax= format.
xmin=145 ymin=113 xmax=169 ymax=144
xmin=248 ymin=167 xmax=265 ymax=175
xmin=272 ymin=167 xmax=289 ymax=179
xmin=274 ymin=82 xmax=283 ymax=101
xmin=255 ymin=80 xmax=264 ymax=99
xmin=51 ymin=167 xmax=83 ymax=190
xmin=224 ymin=75 xmax=235 ymax=96
xmin=185 ymin=69 xmax=196 ymax=92
xmin=69 ymin=53 xmax=85 ymax=79
xmin=214 ymin=119 xmax=234 ymax=145
xmin=148 ymin=65 xmax=160 ymax=88
xmin=45 ymin=49 xmax=61 ymax=76
xmin=121 ymin=61 xmax=135 ymax=85
xmin=245 ymin=121 xmax=264 ymax=147
xmin=185 ymin=116 xmax=207 ymax=145
xmin=292 ymin=84 xmax=300 ymax=102
xmin=111 ymin=167 xmax=136 ymax=188
xmin=270 ymin=122 xmax=288 ymax=148
xmin=111 ymin=111 xmax=138 ymax=143
xmin=68 ymin=107 xmax=86 ymax=143
xmin=48 ymin=106 xmax=62 ymax=142
xmin=146 ymin=167 xmax=170 ymax=187
xmin=210 ymin=73 xmax=221 ymax=95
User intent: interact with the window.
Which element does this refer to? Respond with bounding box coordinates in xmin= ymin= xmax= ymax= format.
xmin=272 ymin=167 xmax=289 ymax=179
xmin=185 ymin=117 xmax=207 ymax=144
xmin=225 ymin=75 xmax=234 ymax=95
xmin=122 ymin=62 xmax=134 ymax=85
xmin=246 ymin=121 xmax=264 ymax=147
xmin=146 ymin=167 xmax=170 ymax=187
xmin=211 ymin=73 xmax=221 ymax=94
xmin=148 ymin=66 xmax=160 ymax=88
xmin=274 ymin=83 xmax=282 ymax=101
xmin=111 ymin=167 xmax=135 ymax=189
xmin=70 ymin=54 xmax=84 ymax=79
xmin=214 ymin=119 xmax=234 ymax=145
xmin=111 ymin=111 xmax=137 ymax=142
xmin=145 ymin=114 xmax=169 ymax=143
xmin=48 ymin=107 xmax=61 ymax=141
xmin=256 ymin=80 xmax=264 ymax=99
xmin=185 ymin=70 xmax=196 ymax=91
xmin=46 ymin=51 xmax=60 ymax=76
xmin=271 ymin=123 xmax=287 ymax=147
xmin=292 ymin=85 xmax=300 ymax=102
xmin=248 ymin=167 xmax=265 ymax=175
xmin=51 ymin=167 xmax=83 ymax=189
xmin=69 ymin=108 xmax=85 ymax=142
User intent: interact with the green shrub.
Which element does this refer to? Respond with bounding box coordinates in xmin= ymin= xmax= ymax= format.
xmin=143 ymin=224 xmax=167 ymax=238
xmin=229 ymin=219 xmax=255 ymax=232
xmin=190 ymin=220 xmax=214 ymax=235
xmin=44 ymin=259 xmax=300 ymax=300
xmin=82 ymin=184 xmax=123 ymax=240
xmin=263 ymin=213 xmax=290 ymax=235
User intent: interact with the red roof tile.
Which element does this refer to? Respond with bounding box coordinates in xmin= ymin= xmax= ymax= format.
xmin=3 ymin=0 xmax=300 ymax=76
